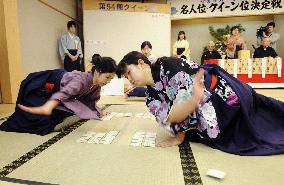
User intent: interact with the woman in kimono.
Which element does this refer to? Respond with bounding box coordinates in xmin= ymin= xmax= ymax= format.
xmin=0 ymin=55 xmax=116 ymax=135
xmin=226 ymin=26 xmax=247 ymax=59
xmin=116 ymin=51 xmax=284 ymax=156
xmin=172 ymin=31 xmax=190 ymax=60
xmin=125 ymin=41 xmax=156 ymax=98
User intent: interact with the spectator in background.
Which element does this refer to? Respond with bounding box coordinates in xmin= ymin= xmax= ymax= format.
xmin=226 ymin=26 xmax=247 ymax=59
xmin=257 ymin=22 xmax=280 ymax=51
xmin=141 ymin=41 xmax=156 ymax=64
xmin=173 ymin=31 xmax=190 ymax=60
xmin=59 ymin=21 xmax=83 ymax=72
xmin=253 ymin=37 xmax=278 ymax=58
xmin=124 ymin=41 xmax=158 ymax=98
xmin=201 ymin=41 xmax=221 ymax=64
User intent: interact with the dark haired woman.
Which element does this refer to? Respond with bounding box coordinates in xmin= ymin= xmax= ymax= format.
xmin=0 ymin=55 xmax=117 ymax=135
xmin=226 ymin=26 xmax=247 ymax=59
xmin=124 ymin=41 xmax=157 ymax=98
xmin=59 ymin=20 xmax=83 ymax=72
xmin=116 ymin=51 xmax=284 ymax=156
xmin=172 ymin=31 xmax=190 ymax=59
xmin=141 ymin=41 xmax=156 ymax=64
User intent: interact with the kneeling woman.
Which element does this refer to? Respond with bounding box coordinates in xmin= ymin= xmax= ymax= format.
xmin=116 ymin=51 xmax=284 ymax=156
xmin=0 ymin=55 xmax=116 ymax=135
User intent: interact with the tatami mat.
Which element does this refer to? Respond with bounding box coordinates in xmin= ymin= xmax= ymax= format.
xmin=0 ymin=132 xmax=57 ymax=169
xmin=5 ymin=105 xmax=185 ymax=185
xmin=0 ymin=89 xmax=284 ymax=185
xmin=190 ymin=142 xmax=284 ymax=185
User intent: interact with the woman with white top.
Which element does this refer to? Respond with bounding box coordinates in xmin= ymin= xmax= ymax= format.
xmin=172 ymin=31 xmax=190 ymax=60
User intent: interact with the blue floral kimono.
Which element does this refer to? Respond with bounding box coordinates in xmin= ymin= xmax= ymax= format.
xmin=146 ymin=57 xmax=284 ymax=156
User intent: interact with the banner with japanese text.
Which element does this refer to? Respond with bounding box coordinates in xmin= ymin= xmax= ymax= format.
xmin=168 ymin=0 xmax=284 ymax=20
xmin=83 ymin=0 xmax=170 ymax=14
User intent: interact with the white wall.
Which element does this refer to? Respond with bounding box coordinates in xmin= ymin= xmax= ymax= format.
xmin=17 ymin=0 xmax=76 ymax=76
xmin=274 ymin=15 xmax=284 ymax=57
xmin=171 ymin=17 xmax=275 ymax=64
xmin=83 ymin=10 xmax=171 ymax=63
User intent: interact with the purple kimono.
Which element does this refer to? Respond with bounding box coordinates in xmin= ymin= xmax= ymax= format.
xmin=146 ymin=57 xmax=284 ymax=156
xmin=0 ymin=70 xmax=102 ymax=135
xmin=51 ymin=70 xmax=102 ymax=119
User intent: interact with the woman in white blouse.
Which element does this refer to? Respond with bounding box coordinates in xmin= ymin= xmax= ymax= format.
xmin=172 ymin=31 xmax=190 ymax=59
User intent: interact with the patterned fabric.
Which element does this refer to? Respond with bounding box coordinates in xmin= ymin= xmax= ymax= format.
xmin=146 ymin=57 xmax=239 ymax=139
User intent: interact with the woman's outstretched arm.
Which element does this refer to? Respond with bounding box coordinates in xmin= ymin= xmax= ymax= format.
xmin=18 ymin=99 xmax=60 ymax=115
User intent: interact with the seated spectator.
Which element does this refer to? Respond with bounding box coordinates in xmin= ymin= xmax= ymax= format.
xmin=253 ymin=37 xmax=278 ymax=58
xmin=201 ymin=41 xmax=221 ymax=64
xmin=257 ymin=22 xmax=280 ymax=51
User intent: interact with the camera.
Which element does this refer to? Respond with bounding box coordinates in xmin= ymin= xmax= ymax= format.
xmin=256 ymin=26 xmax=267 ymax=37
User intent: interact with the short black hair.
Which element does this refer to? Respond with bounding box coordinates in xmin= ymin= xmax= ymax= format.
xmin=67 ymin=21 xmax=76 ymax=29
xmin=91 ymin=54 xmax=117 ymax=74
xmin=267 ymin=22 xmax=276 ymax=28
xmin=141 ymin=41 xmax=152 ymax=50
xmin=116 ymin=51 xmax=151 ymax=78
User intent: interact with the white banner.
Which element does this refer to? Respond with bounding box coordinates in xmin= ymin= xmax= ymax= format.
xmin=168 ymin=0 xmax=284 ymax=20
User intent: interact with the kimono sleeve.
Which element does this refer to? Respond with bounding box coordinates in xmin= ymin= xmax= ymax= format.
xmin=146 ymin=97 xmax=171 ymax=127
xmin=50 ymin=72 xmax=85 ymax=102
xmin=59 ymin=35 xmax=69 ymax=61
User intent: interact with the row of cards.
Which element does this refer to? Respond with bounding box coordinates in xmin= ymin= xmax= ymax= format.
xmin=76 ymin=131 xmax=119 ymax=144
xmin=130 ymin=132 xmax=156 ymax=147
xmin=102 ymin=112 xmax=155 ymax=121
xmin=76 ymin=131 xmax=157 ymax=147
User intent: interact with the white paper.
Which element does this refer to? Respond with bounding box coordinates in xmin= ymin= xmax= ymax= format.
xmin=261 ymin=58 xmax=267 ymax=78
xmin=277 ymin=57 xmax=282 ymax=78
xmin=233 ymin=59 xmax=238 ymax=78
xmin=101 ymin=78 xmax=124 ymax=96
xmin=247 ymin=59 xmax=252 ymax=79
xmin=219 ymin=59 xmax=225 ymax=69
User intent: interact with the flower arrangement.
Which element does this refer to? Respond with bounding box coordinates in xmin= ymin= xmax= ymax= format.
xmin=204 ymin=24 xmax=245 ymax=57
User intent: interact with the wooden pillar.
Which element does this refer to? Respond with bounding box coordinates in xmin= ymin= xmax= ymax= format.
xmin=0 ymin=0 xmax=23 ymax=103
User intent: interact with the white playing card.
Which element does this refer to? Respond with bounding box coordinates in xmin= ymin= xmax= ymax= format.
xmin=99 ymin=130 xmax=119 ymax=144
xmin=102 ymin=112 xmax=117 ymax=121
xmin=206 ymin=169 xmax=226 ymax=179
xmin=135 ymin=113 xmax=144 ymax=118
xmin=144 ymin=132 xmax=156 ymax=147
xmin=100 ymin=137 xmax=115 ymax=144
xmin=130 ymin=142 xmax=142 ymax=147
xmin=108 ymin=130 xmax=119 ymax=136
xmin=124 ymin=113 xmax=132 ymax=117
xmin=143 ymin=142 xmax=156 ymax=147
xmin=88 ymin=132 xmax=106 ymax=144
xmin=115 ymin=113 xmax=124 ymax=117
xmin=130 ymin=132 xmax=146 ymax=147
xmin=76 ymin=132 xmax=96 ymax=143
